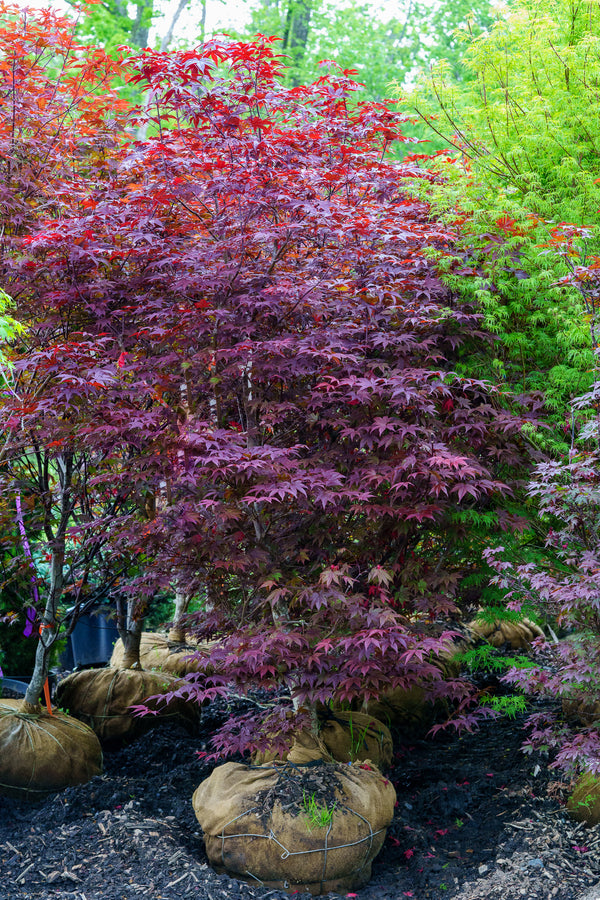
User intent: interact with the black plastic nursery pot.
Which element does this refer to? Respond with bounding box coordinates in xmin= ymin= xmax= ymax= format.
xmin=0 ymin=677 xmax=31 ymax=695
xmin=0 ymin=674 xmax=57 ymax=699
xmin=61 ymin=611 xmax=119 ymax=670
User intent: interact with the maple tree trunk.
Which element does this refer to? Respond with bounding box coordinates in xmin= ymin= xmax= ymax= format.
xmin=160 ymin=0 xmax=189 ymax=50
xmin=168 ymin=588 xmax=190 ymax=642
xmin=130 ymin=0 xmax=153 ymax=48
xmin=270 ymin=598 xmax=320 ymax=740
xmin=197 ymin=0 xmax=207 ymax=43
xmin=115 ymin=598 xmax=144 ymax=669
xmin=24 ymin=455 xmax=73 ymax=711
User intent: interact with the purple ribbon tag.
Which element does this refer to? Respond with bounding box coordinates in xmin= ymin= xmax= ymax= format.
xmin=23 ymin=606 xmax=36 ymax=638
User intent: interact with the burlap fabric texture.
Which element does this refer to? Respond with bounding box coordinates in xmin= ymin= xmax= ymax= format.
xmin=252 ymin=711 xmax=392 ymax=770
xmin=252 ymin=728 xmax=332 ymax=767
xmin=468 ymin=616 xmax=544 ymax=650
xmin=192 ymin=759 xmax=396 ymax=895
xmin=319 ymin=711 xmax=392 ymax=769
xmin=363 ymin=684 xmax=443 ymax=736
xmin=356 ymin=634 xmax=472 ymax=736
xmin=436 ymin=634 xmax=472 ymax=677
xmin=562 ymin=696 xmax=600 ymax=727
xmin=109 ymin=632 xmax=214 ymax=677
xmin=0 ymin=698 xmax=102 ymax=799
xmin=55 ymin=666 xmax=199 ymax=742
xmin=568 ymin=772 xmax=600 ymax=825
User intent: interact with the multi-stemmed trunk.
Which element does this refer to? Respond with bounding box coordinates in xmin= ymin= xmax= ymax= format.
xmin=23 ymin=454 xmax=73 ymax=713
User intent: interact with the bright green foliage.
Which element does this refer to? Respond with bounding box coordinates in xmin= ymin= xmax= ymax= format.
xmin=450 ymin=645 xmax=533 ymax=720
xmin=422 ymin=189 xmax=593 ymax=425
xmin=0 ymin=290 xmax=22 ymax=390
xmin=302 ymin=790 xmax=336 ymax=829
xmin=458 ymin=643 xmax=535 ymax=676
xmin=479 ymin=693 xmax=528 ymax=719
xmin=400 ymin=0 xmax=600 ymax=654
xmin=472 ymin=604 xmax=541 ymax=629
xmin=0 ymin=290 xmax=22 ymax=349
xmin=73 ymin=0 xmax=155 ymax=52
xmin=405 ymin=0 xmax=600 ymax=451
xmin=412 ymin=0 xmax=600 ymax=223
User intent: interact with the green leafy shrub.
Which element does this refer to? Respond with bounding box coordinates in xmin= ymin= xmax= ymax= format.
xmin=404 ymin=0 xmax=600 ymax=448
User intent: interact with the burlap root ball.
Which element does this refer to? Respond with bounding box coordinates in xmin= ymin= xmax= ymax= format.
xmin=468 ymin=617 xmax=544 ymax=650
xmin=363 ymin=685 xmax=443 ymax=737
xmin=0 ymin=698 xmax=102 ymax=800
xmin=353 ymin=637 xmax=472 ymax=737
xmin=192 ymin=759 xmax=396 ymax=894
xmin=110 ymin=632 xmax=214 ymax=676
xmin=568 ymin=772 xmax=600 ymax=825
xmin=253 ymin=713 xmax=392 ymax=770
xmin=562 ymin=696 xmax=600 ymax=727
xmin=437 ymin=634 xmax=473 ymax=678
xmin=55 ymin=666 xmax=200 ymax=743
xmin=252 ymin=729 xmax=331 ymax=767
xmin=319 ymin=711 xmax=393 ymax=769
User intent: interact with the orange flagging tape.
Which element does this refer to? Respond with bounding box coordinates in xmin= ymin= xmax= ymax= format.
xmin=43 ymin=678 xmax=53 ymax=715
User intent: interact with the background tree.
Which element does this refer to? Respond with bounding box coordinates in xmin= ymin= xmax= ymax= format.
xmin=234 ymin=0 xmax=495 ymax=98
xmin=73 ymin=0 xmax=193 ymax=55
xmin=411 ymin=0 xmax=600 ymax=222
xmin=390 ymin=0 xmax=600 ymax=621
xmin=403 ymin=0 xmax=600 ymax=774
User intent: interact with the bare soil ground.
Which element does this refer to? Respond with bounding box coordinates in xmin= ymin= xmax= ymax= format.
xmin=1 ymin=691 xmax=600 ymax=900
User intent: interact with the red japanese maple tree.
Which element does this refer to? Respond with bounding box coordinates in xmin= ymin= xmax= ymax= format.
xmin=0 ymin=2 xmax=131 ymax=708
xmin=2 ymin=28 xmax=534 ymax=744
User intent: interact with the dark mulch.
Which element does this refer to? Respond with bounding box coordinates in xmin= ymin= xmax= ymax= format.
xmin=253 ymin=760 xmax=344 ymax=826
xmin=1 ymin=690 xmax=600 ymax=900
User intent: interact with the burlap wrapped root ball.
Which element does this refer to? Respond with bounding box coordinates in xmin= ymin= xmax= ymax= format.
xmin=562 ymin=696 xmax=600 ymax=727
xmin=568 ymin=772 xmax=600 ymax=825
xmin=252 ymin=728 xmax=331 ymax=767
xmin=0 ymin=698 xmax=102 ymax=800
xmin=110 ymin=632 xmax=215 ymax=677
xmin=253 ymin=712 xmax=392 ymax=770
xmin=320 ymin=711 xmax=393 ymax=769
xmin=357 ymin=635 xmax=473 ymax=738
xmin=468 ymin=616 xmax=544 ymax=650
xmin=55 ymin=667 xmax=200 ymax=743
xmin=192 ymin=759 xmax=396 ymax=894
xmin=363 ymin=685 xmax=444 ymax=737
xmin=437 ymin=633 xmax=473 ymax=678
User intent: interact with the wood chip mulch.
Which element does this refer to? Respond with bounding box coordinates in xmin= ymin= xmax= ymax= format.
xmin=2 ymin=693 xmax=600 ymax=900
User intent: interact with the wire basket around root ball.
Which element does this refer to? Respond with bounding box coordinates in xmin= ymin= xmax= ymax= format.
xmin=192 ymin=758 xmax=396 ymax=895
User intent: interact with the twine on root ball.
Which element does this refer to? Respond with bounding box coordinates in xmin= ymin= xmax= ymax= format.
xmin=55 ymin=666 xmax=200 ymax=743
xmin=192 ymin=758 xmax=396 ymax=894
